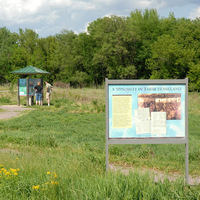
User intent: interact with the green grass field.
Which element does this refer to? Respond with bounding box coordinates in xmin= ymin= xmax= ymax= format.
xmin=0 ymin=86 xmax=200 ymax=199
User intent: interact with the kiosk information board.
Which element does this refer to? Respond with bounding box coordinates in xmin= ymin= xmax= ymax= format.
xmin=105 ymin=78 xmax=189 ymax=184
xmin=18 ymin=78 xmax=43 ymax=106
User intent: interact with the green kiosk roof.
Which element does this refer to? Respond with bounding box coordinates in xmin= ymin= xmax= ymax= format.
xmin=11 ymin=66 xmax=49 ymax=75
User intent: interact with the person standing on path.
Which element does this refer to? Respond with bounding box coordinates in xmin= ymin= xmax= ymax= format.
xmin=45 ymin=81 xmax=53 ymax=106
xmin=33 ymin=81 xmax=43 ymax=105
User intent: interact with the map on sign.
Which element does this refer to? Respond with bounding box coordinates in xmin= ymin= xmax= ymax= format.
xmin=108 ymin=84 xmax=185 ymax=138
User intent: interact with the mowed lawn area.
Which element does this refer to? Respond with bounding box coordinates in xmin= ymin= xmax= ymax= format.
xmin=0 ymin=86 xmax=200 ymax=199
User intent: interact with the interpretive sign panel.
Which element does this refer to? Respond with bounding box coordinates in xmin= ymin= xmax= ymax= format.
xmin=108 ymin=84 xmax=185 ymax=138
xmin=19 ymin=79 xmax=27 ymax=96
xmin=29 ymin=78 xmax=41 ymax=96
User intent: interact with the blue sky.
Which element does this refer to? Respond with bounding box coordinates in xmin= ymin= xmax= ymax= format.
xmin=0 ymin=0 xmax=200 ymax=38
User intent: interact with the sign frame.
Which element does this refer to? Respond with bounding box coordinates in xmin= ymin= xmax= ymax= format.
xmin=105 ymin=78 xmax=189 ymax=184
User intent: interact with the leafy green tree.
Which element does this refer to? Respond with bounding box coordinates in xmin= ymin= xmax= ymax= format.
xmin=0 ymin=27 xmax=18 ymax=83
xmin=160 ymin=12 xmax=177 ymax=35
xmin=187 ymin=63 xmax=200 ymax=91
xmin=56 ymin=30 xmax=77 ymax=82
xmin=147 ymin=34 xmax=195 ymax=79
xmin=11 ymin=29 xmax=42 ymax=75
xmin=73 ymin=33 xmax=94 ymax=85
xmin=88 ymin=15 xmax=139 ymax=83
xmin=39 ymin=36 xmax=60 ymax=82
xmin=127 ymin=9 xmax=162 ymax=78
xmin=17 ymin=28 xmax=39 ymax=64
xmin=69 ymin=71 xmax=90 ymax=87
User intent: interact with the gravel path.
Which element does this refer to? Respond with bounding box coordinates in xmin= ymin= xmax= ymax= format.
xmin=0 ymin=105 xmax=32 ymax=120
xmin=109 ymin=164 xmax=200 ymax=185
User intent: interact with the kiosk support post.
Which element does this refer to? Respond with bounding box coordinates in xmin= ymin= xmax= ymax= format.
xmin=41 ymin=78 xmax=43 ymax=106
xmin=105 ymin=78 xmax=109 ymax=171
xmin=185 ymin=143 xmax=189 ymax=184
xmin=26 ymin=78 xmax=29 ymax=106
xmin=185 ymin=77 xmax=189 ymax=185
xmin=17 ymin=79 xmax=20 ymax=106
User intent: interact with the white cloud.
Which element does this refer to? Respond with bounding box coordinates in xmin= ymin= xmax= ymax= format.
xmin=0 ymin=0 xmax=43 ymax=17
xmin=93 ymin=0 xmax=113 ymax=6
xmin=136 ymin=0 xmax=167 ymax=9
xmin=139 ymin=0 xmax=152 ymax=7
xmin=49 ymin=0 xmax=72 ymax=7
xmin=43 ymin=11 xmax=60 ymax=25
xmin=0 ymin=0 xmax=45 ymax=24
xmin=189 ymin=6 xmax=200 ymax=19
xmin=0 ymin=0 xmax=200 ymax=37
xmin=72 ymin=1 xmax=96 ymax=10
xmin=83 ymin=22 xmax=90 ymax=33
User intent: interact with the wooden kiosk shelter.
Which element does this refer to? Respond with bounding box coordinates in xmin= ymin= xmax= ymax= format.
xmin=11 ymin=66 xmax=50 ymax=106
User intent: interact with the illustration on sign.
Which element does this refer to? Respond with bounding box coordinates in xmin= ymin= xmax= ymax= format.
xmin=138 ymin=93 xmax=181 ymax=120
xmin=108 ymin=85 xmax=185 ymax=138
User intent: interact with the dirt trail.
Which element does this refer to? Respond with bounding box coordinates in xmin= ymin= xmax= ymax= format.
xmin=0 ymin=105 xmax=32 ymax=120
xmin=109 ymin=164 xmax=200 ymax=185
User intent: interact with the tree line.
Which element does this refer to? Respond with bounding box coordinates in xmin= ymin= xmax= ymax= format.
xmin=0 ymin=9 xmax=200 ymax=91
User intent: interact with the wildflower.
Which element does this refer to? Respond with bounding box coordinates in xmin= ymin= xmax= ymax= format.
xmin=16 ymin=157 xmax=19 ymax=160
xmin=51 ymin=181 xmax=59 ymax=185
xmin=10 ymin=168 xmax=18 ymax=174
xmin=5 ymin=172 xmax=11 ymax=176
xmin=47 ymin=171 xmax=50 ymax=175
xmin=0 ymin=165 xmax=3 ymax=168
xmin=14 ymin=173 xmax=18 ymax=176
xmin=1 ymin=168 xmax=5 ymax=171
xmin=32 ymin=185 xmax=40 ymax=190
xmin=53 ymin=172 xmax=57 ymax=178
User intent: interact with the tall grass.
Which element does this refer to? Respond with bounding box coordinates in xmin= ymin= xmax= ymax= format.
xmin=0 ymin=84 xmax=17 ymax=105
xmin=0 ymin=87 xmax=200 ymax=199
xmin=0 ymin=96 xmax=11 ymax=104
